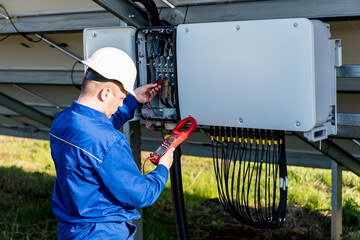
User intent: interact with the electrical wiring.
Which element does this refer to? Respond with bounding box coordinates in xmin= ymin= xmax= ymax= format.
xmin=0 ymin=4 xmax=45 ymax=44
xmin=137 ymin=26 xmax=177 ymax=121
xmin=71 ymin=61 xmax=82 ymax=90
xmin=210 ymin=127 xmax=287 ymax=229
xmin=145 ymin=90 xmax=163 ymax=144
xmin=0 ymin=4 xmax=34 ymax=42
xmin=0 ymin=34 xmax=9 ymax=41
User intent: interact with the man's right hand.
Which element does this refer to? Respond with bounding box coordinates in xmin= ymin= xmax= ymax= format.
xmin=158 ymin=147 xmax=175 ymax=170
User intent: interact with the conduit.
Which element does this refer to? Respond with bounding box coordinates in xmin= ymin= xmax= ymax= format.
xmin=170 ymin=146 xmax=189 ymax=240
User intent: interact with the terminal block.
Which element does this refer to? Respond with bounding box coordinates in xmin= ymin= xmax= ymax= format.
xmin=136 ymin=26 xmax=179 ymax=121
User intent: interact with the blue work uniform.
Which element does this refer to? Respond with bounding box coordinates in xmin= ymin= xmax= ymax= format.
xmin=50 ymin=95 xmax=168 ymax=239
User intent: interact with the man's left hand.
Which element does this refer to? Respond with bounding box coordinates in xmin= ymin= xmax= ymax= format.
xmin=134 ymin=83 xmax=161 ymax=103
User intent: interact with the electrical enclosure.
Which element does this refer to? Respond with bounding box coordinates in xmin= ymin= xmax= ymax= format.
xmin=83 ymin=26 xmax=179 ymax=121
xmin=176 ymin=18 xmax=340 ymax=141
xmin=136 ymin=26 xmax=179 ymax=121
xmin=83 ymin=18 xmax=340 ymax=141
xmin=83 ymin=27 xmax=136 ymax=66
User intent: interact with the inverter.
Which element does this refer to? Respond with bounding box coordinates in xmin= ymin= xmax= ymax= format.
xmin=83 ymin=18 xmax=341 ymax=141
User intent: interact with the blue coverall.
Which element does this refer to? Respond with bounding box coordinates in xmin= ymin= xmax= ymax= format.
xmin=50 ymin=95 xmax=168 ymax=239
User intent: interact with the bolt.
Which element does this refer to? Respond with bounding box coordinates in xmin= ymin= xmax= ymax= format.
xmin=293 ymin=23 xmax=298 ymax=28
xmin=185 ymin=27 xmax=189 ymax=33
xmin=92 ymin=33 xmax=97 ymax=37
xmin=296 ymin=121 xmax=301 ymax=127
xmin=236 ymin=25 xmax=240 ymax=31
xmin=129 ymin=14 xmax=136 ymax=18
xmin=238 ymin=118 xmax=243 ymax=124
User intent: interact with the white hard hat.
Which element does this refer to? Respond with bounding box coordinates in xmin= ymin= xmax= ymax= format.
xmin=82 ymin=47 xmax=137 ymax=97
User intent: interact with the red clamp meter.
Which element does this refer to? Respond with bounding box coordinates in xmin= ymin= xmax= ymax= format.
xmin=148 ymin=117 xmax=197 ymax=165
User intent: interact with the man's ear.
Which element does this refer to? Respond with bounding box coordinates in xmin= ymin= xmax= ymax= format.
xmin=99 ymin=87 xmax=111 ymax=102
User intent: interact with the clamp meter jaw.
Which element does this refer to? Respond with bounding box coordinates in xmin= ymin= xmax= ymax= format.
xmin=148 ymin=117 xmax=197 ymax=165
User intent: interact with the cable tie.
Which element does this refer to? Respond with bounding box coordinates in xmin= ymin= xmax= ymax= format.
xmin=279 ymin=177 xmax=284 ymax=188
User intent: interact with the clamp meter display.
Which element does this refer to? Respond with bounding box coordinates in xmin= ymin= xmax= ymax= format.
xmin=148 ymin=117 xmax=197 ymax=165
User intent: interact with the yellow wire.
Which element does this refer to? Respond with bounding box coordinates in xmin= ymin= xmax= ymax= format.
xmin=0 ymin=16 xmax=17 ymax=30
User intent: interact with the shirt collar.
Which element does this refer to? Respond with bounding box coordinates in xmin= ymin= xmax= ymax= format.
xmin=70 ymin=101 xmax=111 ymax=124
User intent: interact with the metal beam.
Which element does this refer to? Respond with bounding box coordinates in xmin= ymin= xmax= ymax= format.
xmin=0 ymin=105 xmax=65 ymax=117
xmin=337 ymin=65 xmax=360 ymax=78
xmin=0 ymin=92 xmax=53 ymax=128
xmin=160 ymin=0 xmax=360 ymax=25
xmin=338 ymin=113 xmax=360 ymax=126
xmin=92 ymin=0 xmax=149 ymax=28
xmin=294 ymin=132 xmax=360 ymax=176
xmin=0 ymin=125 xmax=50 ymax=140
xmin=1 ymin=68 xmax=359 ymax=92
xmin=0 ymin=69 xmax=83 ymax=85
xmin=0 ymin=11 xmax=120 ymax=34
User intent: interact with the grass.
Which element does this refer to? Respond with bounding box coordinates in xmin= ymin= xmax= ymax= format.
xmin=0 ymin=135 xmax=359 ymax=239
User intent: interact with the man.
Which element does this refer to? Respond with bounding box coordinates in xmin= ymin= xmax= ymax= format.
xmin=50 ymin=47 xmax=174 ymax=239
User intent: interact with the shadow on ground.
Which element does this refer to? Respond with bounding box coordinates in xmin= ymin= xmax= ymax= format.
xmin=0 ymin=166 xmax=57 ymax=240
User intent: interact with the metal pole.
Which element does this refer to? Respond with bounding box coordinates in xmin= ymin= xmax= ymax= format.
xmin=331 ymin=160 xmax=342 ymax=240
xmin=34 ymin=34 xmax=83 ymax=62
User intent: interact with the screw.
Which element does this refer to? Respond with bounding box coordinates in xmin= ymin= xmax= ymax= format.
xmin=293 ymin=23 xmax=298 ymax=28
xmin=129 ymin=14 xmax=136 ymax=18
xmin=296 ymin=121 xmax=301 ymax=127
xmin=185 ymin=27 xmax=189 ymax=33
xmin=238 ymin=118 xmax=243 ymax=124
xmin=92 ymin=33 xmax=97 ymax=37
xmin=236 ymin=25 xmax=240 ymax=31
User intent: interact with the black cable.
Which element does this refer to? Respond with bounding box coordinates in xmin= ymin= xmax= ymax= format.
xmin=131 ymin=0 xmax=161 ymax=26
xmin=31 ymin=34 xmax=43 ymax=43
xmin=0 ymin=4 xmax=34 ymax=42
xmin=212 ymin=127 xmax=288 ymax=229
xmin=71 ymin=61 xmax=82 ymax=90
xmin=0 ymin=35 xmax=9 ymax=41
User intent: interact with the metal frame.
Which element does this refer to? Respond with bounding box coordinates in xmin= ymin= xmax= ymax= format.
xmin=0 ymin=2 xmax=359 ymax=240
xmin=92 ymin=0 xmax=149 ymax=28
xmin=0 ymin=11 xmax=120 ymax=34
xmin=160 ymin=0 xmax=360 ymax=25
xmin=0 ymin=92 xmax=53 ymax=128
xmin=294 ymin=132 xmax=360 ymax=176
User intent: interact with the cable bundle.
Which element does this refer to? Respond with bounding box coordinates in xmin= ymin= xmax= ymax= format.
xmin=210 ymin=126 xmax=287 ymax=228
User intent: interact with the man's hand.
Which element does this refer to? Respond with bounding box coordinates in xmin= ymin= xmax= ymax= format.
xmin=134 ymin=83 xmax=161 ymax=103
xmin=158 ymin=147 xmax=175 ymax=170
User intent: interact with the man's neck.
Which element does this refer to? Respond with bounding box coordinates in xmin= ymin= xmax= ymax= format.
xmin=77 ymin=96 xmax=105 ymax=115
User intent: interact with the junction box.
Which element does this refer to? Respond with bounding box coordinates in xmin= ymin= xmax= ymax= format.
xmin=83 ymin=18 xmax=341 ymax=141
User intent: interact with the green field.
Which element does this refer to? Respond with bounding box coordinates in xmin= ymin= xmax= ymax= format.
xmin=0 ymin=135 xmax=359 ymax=239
